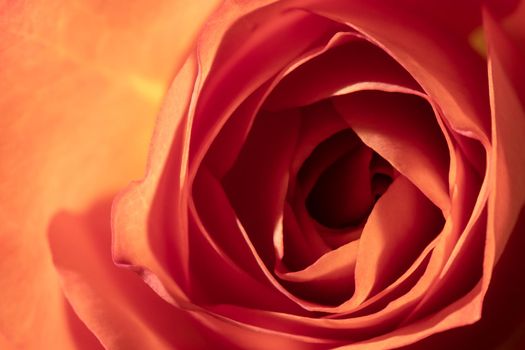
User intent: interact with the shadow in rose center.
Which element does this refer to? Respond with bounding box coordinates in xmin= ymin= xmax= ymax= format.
xmin=303 ymin=129 xmax=394 ymax=230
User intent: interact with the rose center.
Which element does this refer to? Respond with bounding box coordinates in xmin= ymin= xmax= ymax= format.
xmin=304 ymin=130 xmax=394 ymax=229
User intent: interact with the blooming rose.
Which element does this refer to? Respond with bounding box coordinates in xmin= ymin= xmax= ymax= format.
xmin=2 ymin=0 xmax=525 ymax=349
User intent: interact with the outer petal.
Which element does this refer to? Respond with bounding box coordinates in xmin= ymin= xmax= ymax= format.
xmin=0 ymin=0 xmax=219 ymax=347
xmin=49 ymin=199 xmax=225 ymax=349
xmin=401 ymin=4 xmax=525 ymax=349
xmin=484 ymin=4 xmax=525 ymax=269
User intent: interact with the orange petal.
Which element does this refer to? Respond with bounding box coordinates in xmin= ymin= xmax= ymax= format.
xmin=276 ymin=237 xmax=359 ymax=306
xmin=191 ymin=166 xmax=303 ymax=314
xmin=264 ymin=37 xmax=420 ymax=110
xmin=301 ymin=0 xmax=491 ymax=146
xmin=113 ymin=0 xmax=339 ymax=307
xmin=222 ymin=108 xmax=301 ymax=266
xmin=333 ymin=91 xmax=450 ymax=212
xmin=352 ymin=176 xmax=443 ymax=305
xmin=484 ymin=5 xmax=525 ymax=266
xmin=398 ymin=209 xmax=525 ymax=350
xmin=112 ymin=56 xmax=199 ymax=303
xmin=50 ymin=199 xmax=230 ymax=349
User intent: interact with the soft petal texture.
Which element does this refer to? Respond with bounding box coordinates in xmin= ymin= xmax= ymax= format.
xmin=197 ymin=2 xmax=483 ymax=347
xmin=264 ymin=38 xmax=421 ymax=110
xmin=112 ymin=56 xmax=199 ymax=303
xmin=3 ymin=0 xmax=524 ymax=349
xmin=398 ymin=210 xmax=525 ymax=349
xmin=113 ymin=0 xmax=344 ymax=312
xmin=222 ymin=108 xmax=301 ymax=266
xmin=483 ymin=4 xmax=525 ymax=268
xmin=351 ymin=177 xmax=443 ymax=306
xmin=484 ymin=0 xmax=525 ymax=324
xmin=49 ymin=199 xmax=228 ymax=349
xmin=298 ymin=0 xmax=492 ymax=175
xmin=333 ymin=92 xmax=450 ymax=212
xmin=112 ymin=1 xmax=525 ymax=350
xmin=191 ymin=166 xmax=304 ymax=313
xmin=188 ymin=5 xmax=343 ymax=176
xmin=0 ymin=0 xmax=219 ymax=347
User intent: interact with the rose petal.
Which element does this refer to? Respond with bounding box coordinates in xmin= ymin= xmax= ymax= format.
xmin=112 ymin=57 xmax=199 ymax=301
xmin=484 ymin=1 xmax=525 ymax=289
xmin=277 ymin=203 xmax=332 ymax=272
xmin=191 ymin=166 xmax=304 ymax=313
xmin=276 ymin=237 xmax=359 ymax=306
xmin=204 ymin=32 xmax=358 ymax=182
xmin=117 ymin=4 xmax=345 ymax=308
xmin=194 ymin=111 xmax=334 ymax=312
xmin=50 ymin=200 xmax=224 ymax=349
xmin=351 ymin=176 xmax=444 ymax=306
xmin=333 ymin=91 xmax=450 ymax=212
xmin=299 ymin=0 xmax=491 ymax=146
xmin=264 ymin=38 xmax=420 ymax=110
xmin=197 ymin=6 xmax=352 ymax=183
xmin=222 ymin=108 xmax=301 ymax=266
xmin=188 ymin=4 xmax=344 ymax=178
xmin=398 ymin=209 xmax=525 ymax=350
xmin=403 ymin=139 xmax=486 ymax=322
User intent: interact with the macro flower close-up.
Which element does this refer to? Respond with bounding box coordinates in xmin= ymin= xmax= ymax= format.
xmin=2 ymin=0 xmax=525 ymax=349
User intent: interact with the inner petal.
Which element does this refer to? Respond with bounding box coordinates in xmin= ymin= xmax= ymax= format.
xmin=333 ymin=91 xmax=451 ymax=213
xmin=222 ymin=108 xmax=301 ymax=266
xmin=264 ymin=37 xmax=421 ymax=110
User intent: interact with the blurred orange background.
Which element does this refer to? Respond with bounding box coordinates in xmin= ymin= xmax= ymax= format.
xmin=0 ymin=1 xmax=219 ymax=348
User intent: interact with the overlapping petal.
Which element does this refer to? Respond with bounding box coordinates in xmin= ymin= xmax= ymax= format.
xmin=109 ymin=0 xmax=525 ymax=349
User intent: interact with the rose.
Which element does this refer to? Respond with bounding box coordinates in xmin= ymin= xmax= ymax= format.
xmin=105 ymin=0 xmax=524 ymax=348
xmin=2 ymin=1 xmax=525 ymax=350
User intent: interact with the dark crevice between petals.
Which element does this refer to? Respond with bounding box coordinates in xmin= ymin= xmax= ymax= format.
xmin=304 ymin=139 xmax=396 ymax=230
